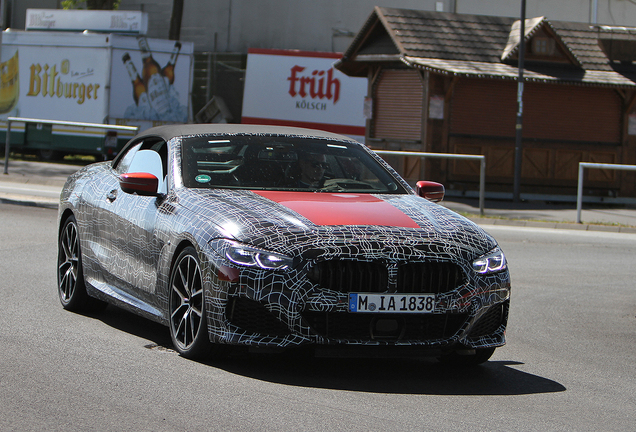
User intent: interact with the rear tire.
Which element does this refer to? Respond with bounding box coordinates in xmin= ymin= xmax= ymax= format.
xmin=169 ymin=247 xmax=211 ymax=359
xmin=57 ymin=215 xmax=107 ymax=312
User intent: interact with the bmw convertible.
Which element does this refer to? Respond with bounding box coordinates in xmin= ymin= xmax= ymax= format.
xmin=57 ymin=124 xmax=510 ymax=364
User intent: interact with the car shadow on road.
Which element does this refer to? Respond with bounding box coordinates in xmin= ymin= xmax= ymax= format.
xmin=206 ymin=353 xmax=566 ymax=396
xmin=87 ymin=306 xmax=565 ymax=397
xmin=85 ymin=305 xmax=174 ymax=348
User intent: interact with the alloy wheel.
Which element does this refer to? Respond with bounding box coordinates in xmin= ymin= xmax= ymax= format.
xmin=169 ymin=250 xmax=205 ymax=353
xmin=58 ymin=219 xmax=80 ymax=306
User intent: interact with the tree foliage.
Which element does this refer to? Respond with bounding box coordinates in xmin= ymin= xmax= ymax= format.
xmin=61 ymin=0 xmax=121 ymax=9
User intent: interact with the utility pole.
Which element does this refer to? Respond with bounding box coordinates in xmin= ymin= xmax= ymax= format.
xmin=0 ymin=0 xmax=3 ymax=107
xmin=513 ymin=0 xmax=526 ymax=202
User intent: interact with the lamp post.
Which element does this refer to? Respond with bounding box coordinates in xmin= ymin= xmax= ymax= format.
xmin=513 ymin=0 xmax=526 ymax=202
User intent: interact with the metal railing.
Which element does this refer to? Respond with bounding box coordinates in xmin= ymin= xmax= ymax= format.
xmin=576 ymin=162 xmax=636 ymax=223
xmin=374 ymin=150 xmax=486 ymax=215
xmin=3 ymin=117 xmax=139 ymax=175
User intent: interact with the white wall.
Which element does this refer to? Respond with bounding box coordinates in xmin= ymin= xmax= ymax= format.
xmin=446 ymin=0 xmax=636 ymax=26
xmin=457 ymin=0 xmax=589 ymax=23
xmin=120 ymin=0 xmax=462 ymax=52
xmin=12 ymin=1 xmax=636 ymax=53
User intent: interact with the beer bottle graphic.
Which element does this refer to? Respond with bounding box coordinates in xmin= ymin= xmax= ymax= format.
xmin=122 ymin=53 xmax=149 ymax=107
xmin=137 ymin=37 xmax=172 ymax=117
xmin=162 ymin=42 xmax=181 ymax=85
xmin=0 ymin=50 xmax=20 ymax=114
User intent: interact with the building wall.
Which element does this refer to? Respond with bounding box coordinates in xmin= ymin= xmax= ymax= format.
xmin=116 ymin=0 xmax=636 ymax=53
xmin=5 ymin=0 xmax=59 ymax=29
xmin=9 ymin=1 xmax=636 ymax=53
xmin=119 ymin=0 xmax=455 ymax=52
xmin=457 ymin=0 xmax=634 ymax=25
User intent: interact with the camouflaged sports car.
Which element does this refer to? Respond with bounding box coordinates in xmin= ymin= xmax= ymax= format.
xmin=57 ymin=124 xmax=510 ymax=364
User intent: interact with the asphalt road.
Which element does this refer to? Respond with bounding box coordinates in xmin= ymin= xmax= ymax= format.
xmin=0 ymin=203 xmax=634 ymax=431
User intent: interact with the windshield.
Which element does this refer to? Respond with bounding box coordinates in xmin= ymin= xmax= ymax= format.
xmin=181 ymin=135 xmax=408 ymax=194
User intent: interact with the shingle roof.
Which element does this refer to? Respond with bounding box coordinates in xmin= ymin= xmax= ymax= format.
xmin=376 ymin=8 xmax=514 ymax=63
xmin=401 ymin=57 xmax=636 ymax=87
xmin=552 ymin=20 xmax=614 ymax=70
xmin=336 ymin=6 xmax=636 ymax=88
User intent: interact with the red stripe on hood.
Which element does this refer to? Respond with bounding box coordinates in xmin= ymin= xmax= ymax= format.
xmin=254 ymin=191 xmax=419 ymax=228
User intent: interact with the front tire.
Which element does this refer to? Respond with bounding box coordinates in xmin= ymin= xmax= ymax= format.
xmin=169 ymin=247 xmax=211 ymax=359
xmin=57 ymin=215 xmax=106 ymax=312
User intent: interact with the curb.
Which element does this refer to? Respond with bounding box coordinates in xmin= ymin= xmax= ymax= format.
xmin=0 ymin=194 xmax=60 ymax=210
xmin=464 ymin=215 xmax=636 ymax=234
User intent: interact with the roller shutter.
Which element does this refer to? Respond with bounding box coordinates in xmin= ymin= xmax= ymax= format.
xmin=372 ymin=69 xmax=423 ymax=141
xmin=450 ymin=79 xmax=516 ymax=137
xmin=450 ymin=78 xmax=621 ymax=143
xmin=524 ymin=84 xmax=621 ymax=143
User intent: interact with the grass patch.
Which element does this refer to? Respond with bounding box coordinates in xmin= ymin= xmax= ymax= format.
xmin=7 ymin=152 xmax=97 ymax=166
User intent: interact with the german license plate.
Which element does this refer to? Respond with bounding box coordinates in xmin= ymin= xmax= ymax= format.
xmin=348 ymin=293 xmax=435 ymax=313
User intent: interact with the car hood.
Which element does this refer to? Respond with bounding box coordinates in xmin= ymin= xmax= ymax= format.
xmin=177 ymin=189 xmax=498 ymax=262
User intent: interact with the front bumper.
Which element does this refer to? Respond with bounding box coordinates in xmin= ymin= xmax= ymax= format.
xmin=203 ymin=256 xmax=510 ymax=352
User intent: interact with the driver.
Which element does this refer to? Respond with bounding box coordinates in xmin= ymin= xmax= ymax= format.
xmin=297 ymin=152 xmax=328 ymax=188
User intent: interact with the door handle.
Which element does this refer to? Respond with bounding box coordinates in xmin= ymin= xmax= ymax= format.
xmin=106 ymin=189 xmax=117 ymax=202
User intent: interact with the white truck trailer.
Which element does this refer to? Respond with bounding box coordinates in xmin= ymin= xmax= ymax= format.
xmin=0 ymin=9 xmax=193 ymax=160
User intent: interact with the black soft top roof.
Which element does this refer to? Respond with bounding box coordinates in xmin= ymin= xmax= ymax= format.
xmin=136 ymin=124 xmax=356 ymax=142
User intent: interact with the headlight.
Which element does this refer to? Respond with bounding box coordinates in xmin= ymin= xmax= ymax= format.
xmin=472 ymin=247 xmax=507 ymax=274
xmin=224 ymin=240 xmax=293 ymax=270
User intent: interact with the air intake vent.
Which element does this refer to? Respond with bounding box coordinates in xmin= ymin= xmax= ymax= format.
xmin=397 ymin=261 xmax=465 ymax=294
xmin=307 ymin=259 xmax=464 ymax=294
xmin=226 ymin=297 xmax=291 ymax=337
xmin=468 ymin=301 xmax=509 ymax=338
xmin=307 ymin=259 xmax=389 ymax=293
xmin=302 ymin=311 xmax=469 ymax=342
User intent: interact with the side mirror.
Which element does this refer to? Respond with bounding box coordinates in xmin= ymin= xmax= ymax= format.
xmin=120 ymin=172 xmax=159 ymax=196
xmin=416 ymin=181 xmax=445 ymax=202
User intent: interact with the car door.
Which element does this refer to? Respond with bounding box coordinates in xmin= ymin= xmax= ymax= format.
xmin=95 ymin=138 xmax=168 ymax=300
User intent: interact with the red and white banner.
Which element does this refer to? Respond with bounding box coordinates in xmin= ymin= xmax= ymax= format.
xmin=241 ymin=48 xmax=367 ymax=142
